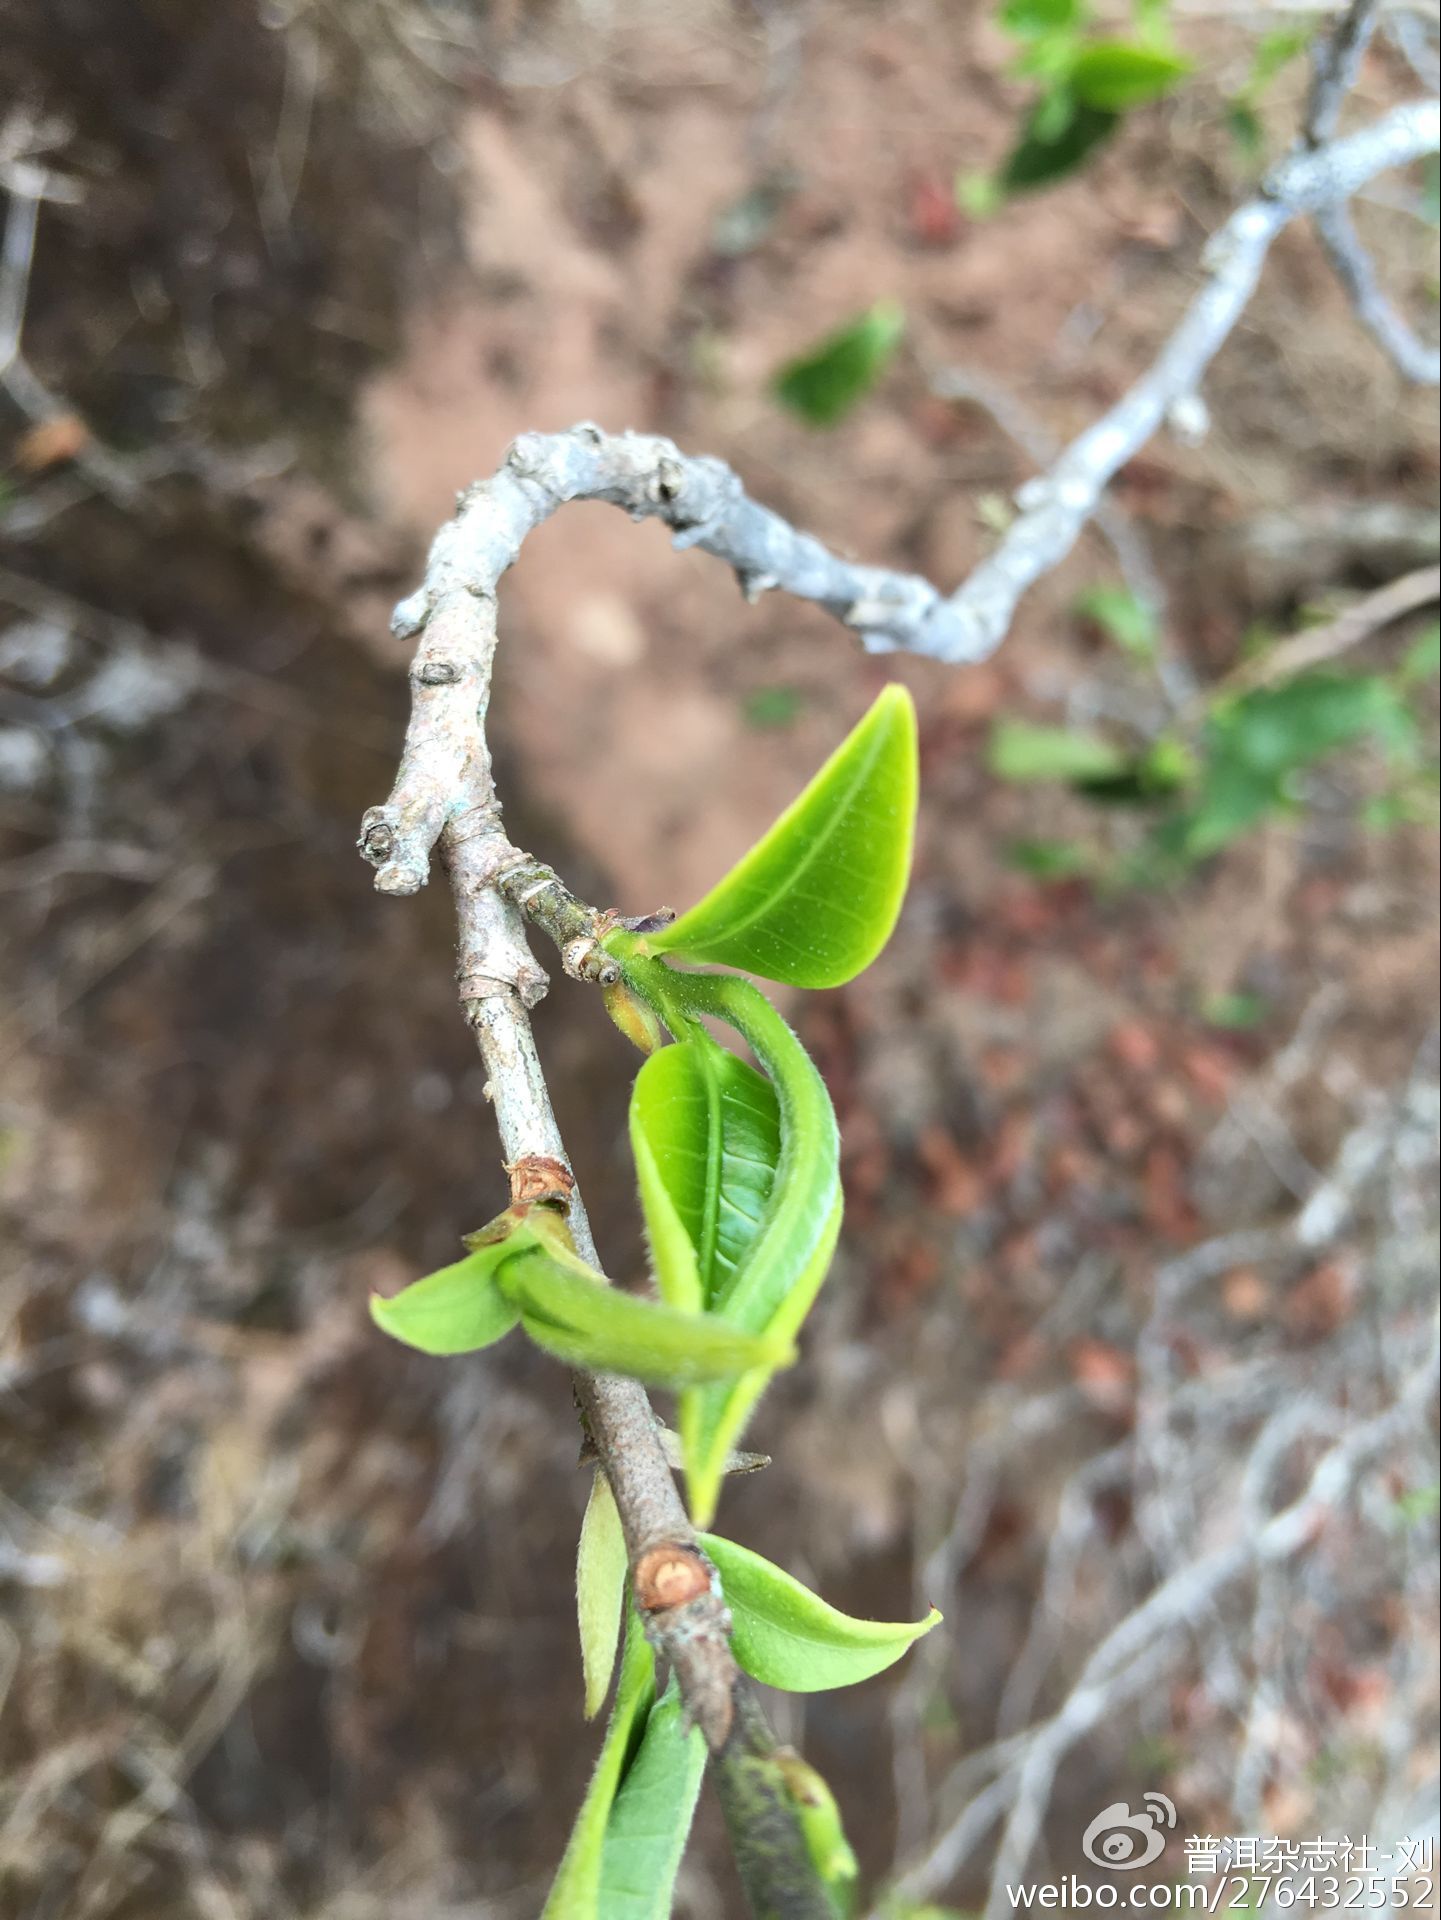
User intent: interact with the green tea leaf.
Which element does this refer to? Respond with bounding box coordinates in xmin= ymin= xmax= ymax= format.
xmin=631 ymin=1096 xmax=705 ymax=1319
xmin=577 ymin=1470 xmax=628 ymax=1720
xmin=699 ymin=1533 xmax=941 ymax=1691
xmin=411 ymin=1203 xmax=793 ymax=1387
xmin=369 ymin=1250 xmax=520 ymax=1356
xmin=1163 ymin=670 xmax=1416 ymax=861
xmin=999 ymin=0 xmax=1087 ymax=38
xmin=646 ymin=685 xmax=918 ymax=988
xmin=613 ymin=969 xmax=842 ymax=1348
xmin=631 ymin=1038 xmax=781 ymax=1311
xmin=681 ymin=1185 xmax=842 ymax=1529
xmin=1069 ymin=41 xmax=1191 ymax=109
xmin=543 ymin=1618 xmax=655 ymax=1919
xmin=1074 ymin=583 xmax=1159 ymax=659
xmin=609 ymin=961 xmax=845 ymax=1525
xmin=775 ymin=1750 xmax=860 ymax=1919
xmin=1000 ymin=96 xmax=1118 ymax=192
xmin=596 ymin=1677 xmax=707 ymax=1918
xmin=1005 ymin=836 xmax=1095 ymax=879
xmin=505 ymin=1246 xmax=794 ymax=1387
xmin=1215 ymin=673 xmax=1413 ymax=774
xmin=773 ymin=301 xmax=905 ymax=427
xmin=1068 ymin=734 xmax=1191 ymax=806
xmin=988 ymin=718 xmax=1128 ymax=784
xmin=1169 ymin=761 xmax=1282 ymax=859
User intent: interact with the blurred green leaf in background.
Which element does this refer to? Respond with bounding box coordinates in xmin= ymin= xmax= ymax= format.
xmin=773 ymin=301 xmax=906 ymax=426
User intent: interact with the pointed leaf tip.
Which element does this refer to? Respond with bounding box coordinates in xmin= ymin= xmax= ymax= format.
xmin=698 ymin=1532 xmax=940 ymax=1691
xmin=648 ymin=685 xmax=918 ymax=988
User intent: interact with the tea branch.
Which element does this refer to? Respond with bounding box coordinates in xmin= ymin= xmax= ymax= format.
xmin=358 ymin=533 xmax=830 ymax=1912
xmin=357 ymin=578 xmax=734 ymax=1725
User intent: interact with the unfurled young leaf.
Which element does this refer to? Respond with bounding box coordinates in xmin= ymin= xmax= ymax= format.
xmin=630 ymin=1037 xmax=780 ymax=1311
xmin=576 ymin=1470 xmax=627 ymax=1720
xmin=609 ymin=961 xmax=844 ymax=1526
xmin=699 ymin=1533 xmax=941 ymax=1692
xmin=502 ymin=1206 xmax=791 ymax=1384
xmin=775 ymin=1750 xmax=860 ymax=1919
xmin=773 ymin=301 xmax=905 ymax=427
xmin=507 ymin=1246 xmax=794 ymax=1388
xmin=645 ymin=685 xmax=918 ymax=988
xmin=544 ymin=1618 xmax=656 ymax=1919
xmin=596 ymin=1677 xmax=707 ymax=1919
xmin=369 ymin=1249 xmax=520 ymax=1355
xmin=378 ymin=1204 xmax=790 ymax=1386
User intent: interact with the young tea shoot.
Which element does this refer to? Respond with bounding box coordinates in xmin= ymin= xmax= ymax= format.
xmin=373 ymin=686 xmax=934 ymax=1912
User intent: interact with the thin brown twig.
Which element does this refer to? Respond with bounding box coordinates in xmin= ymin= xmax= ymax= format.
xmin=1213 ymin=564 xmax=1440 ymax=700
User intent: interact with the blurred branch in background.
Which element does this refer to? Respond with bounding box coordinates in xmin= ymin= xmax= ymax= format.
xmin=0 ymin=110 xmax=147 ymax=521
xmin=886 ymin=1030 xmax=1440 ymax=1914
xmin=1211 ymin=563 xmax=1439 ymax=699
xmin=341 ymin=102 xmax=1439 ymax=687
xmin=1306 ymin=0 xmax=1441 ymax=384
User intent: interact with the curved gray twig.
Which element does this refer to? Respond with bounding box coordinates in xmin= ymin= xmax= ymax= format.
xmin=1314 ymin=200 xmax=1440 ymax=383
xmin=363 ymin=105 xmax=1439 ymax=906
